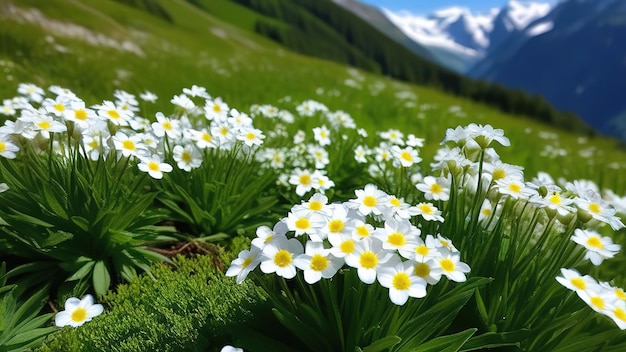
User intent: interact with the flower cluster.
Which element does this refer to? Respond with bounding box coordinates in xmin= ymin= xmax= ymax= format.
xmin=0 ymin=83 xmax=266 ymax=179
xmin=227 ymin=185 xmax=469 ymax=306
xmin=557 ymin=268 xmax=626 ymax=329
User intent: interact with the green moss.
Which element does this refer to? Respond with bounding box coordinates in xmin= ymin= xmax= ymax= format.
xmin=36 ymin=253 xmax=263 ymax=352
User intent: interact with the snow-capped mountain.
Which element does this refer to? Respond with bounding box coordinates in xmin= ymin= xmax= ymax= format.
xmin=382 ymin=0 xmax=552 ymax=72
xmin=469 ymin=0 xmax=626 ymax=139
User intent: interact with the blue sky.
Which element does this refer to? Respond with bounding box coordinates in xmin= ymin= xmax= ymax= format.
xmin=359 ymin=0 xmax=555 ymax=15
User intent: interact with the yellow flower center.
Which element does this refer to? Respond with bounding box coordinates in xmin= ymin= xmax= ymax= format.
xmin=75 ymin=109 xmax=88 ymax=120
xmin=400 ymin=151 xmax=413 ymax=162
xmin=122 ymin=140 xmax=135 ymax=150
xmin=309 ymin=201 xmax=322 ymax=211
xmin=54 ymin=103 xmax=65 ymax=112
xmin=419 ymin=204 xmax=433 ymax=215
xmin=0 ymin=141 xmax=5 ymax=152
xmin=392 ymin=272 xmax=411 ymax=290
xmin=430 ymin=183 xmax=443 ymax=194
xmin=148 ymin=161 xmax=160 ymax=172
xmin=213 ymin=104 xmax=221 ymax=113
xmin=356 ymin=225 xmax=370 ymax=237
xmin=549 ymin=192 xmax=561 ymax=205
xmin=108 ymin=110 xmax=120 ymax=119
xmin=588 ymin=203 xmax=601 ymax=214
xmin=590 ymin=296 xmax=604 ymax=310
xmin=416 ymin=245 xmax=429 ymax=256
xmin=492 ymin=169 xmax=506 ymax=180
xmin=71 ymin=308 xmax=87 ymax=323
xmin=415 ymin=263 xmax=430 ymax=278
xmin=440 ymin=258 xmax=455 ymax=272
xmin=163 ymin=121 xmax=173 ymax=130
xmin=615 ymin=307 xmax=626 ymax=322
xmin=509 ymin=183 xmax=522 ymax=193
xmin=299 ymin=174 xmax=311 ymax=185
xmin=246 ymin=132 xmax=256 ymax=140
xmin=363 ymin=195 xmax=377 ymax=207
xmin=242 ymin=257 xmax=253 ymax=268
xmin=481 ymin=208 xmax=492 ymax=217
xmin=181 ymin=151 xmax=192 ymax=163
xmin=264 ymin=235 xmax=273 ymax=243
xmin=571 ymin=277 xmax=586 ymax=290
xmin=586 ymin=236 xmax=603 ymax=249
xmin=328 ymin=219 xmax=345 ymax=233
xmin=88 ymin=140 xmax=98 ymax=149
xmin=388 ymin=232 xmax=406 ymax=247
xmin=390 ymin=197 xmax=401 ymax=207
xmin=274 ymin=250 xmax=292 ymax=267
xmin=295 ymin=218 xmax=310 ymax=230
xmin=220 ymin=127 xmax=228 ymax=136
xmin=202 ymin=133 xmax=212 ymax=142
xmin=310 ymin=254 xmax=329 ymax=271
xmin=359 ymin=251 xmax=378 ymax=269
xmin=37 ymin=121 xmax=50 ymax=130
xmin=340 ymin=240 xmax=355 ymax=254
xmin=616 ymin=289 xmax=626 ymax=300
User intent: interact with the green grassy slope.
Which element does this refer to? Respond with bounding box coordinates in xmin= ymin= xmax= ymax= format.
xmin=0 ymin=0 xmax=624 ymax=192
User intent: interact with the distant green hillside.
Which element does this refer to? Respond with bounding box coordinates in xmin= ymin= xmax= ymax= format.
xmin=200 ymin=0 xmax=594 ymax=135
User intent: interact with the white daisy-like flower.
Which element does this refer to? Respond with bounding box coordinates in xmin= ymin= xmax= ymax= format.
xmin=55 ymin=294 xmax=104 ymax=328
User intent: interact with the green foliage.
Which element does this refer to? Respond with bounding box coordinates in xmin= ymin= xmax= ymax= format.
xmin=157 ymin=147 xmax=279 ymax=241
xmin=0 ymin=263 xmax=56 ymax=352
xmin=0 ymin=146 xmax=175 ymax=299
xmin=36 ymin=254 xmax=262 ymax=352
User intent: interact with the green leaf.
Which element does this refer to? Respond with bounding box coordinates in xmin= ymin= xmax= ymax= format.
xmin=71 ymin=216 xmax=90 ymax=232
xmin=66 ymin=260 xmax=95 ymax=281
xmin=42 ymin=184 xmax=68 ymax=220
xmin=460 ymin=329 xmax=529 ymax=351
xmin=362 ymin=336 xmax=402 ymax=352
xmin=92 ymin=260 xmax=111 ymax=297
xmin=409 ymin=329 xmax=477 ymax=352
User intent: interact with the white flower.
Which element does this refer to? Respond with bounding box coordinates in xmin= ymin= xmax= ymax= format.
xmin=313 ymin=125 xmax=331 ymax=146
xmin=226 ymin=247 xmax=262 ymax=284
xmin=294 ymin=241 xmax=343 ymax=284
xmin=172 ymin=145 xmax=202 ymax=171
xmin=409 ymin=203 xmax=444 ymax=222
xmin=348 ymin=184 xmax=389 ymax=217
xmin=137 ymin=154 xmax=173 ymax=179
xmin=344 ymin=237 xmax=394 ymax=284
xmin=260 ymin=237 xmax=304 ymax=279
xmin=220 ymin=345 xmax=244 ymax=352
xmin=571 ymin=229 xmax=621 ymax=265
xmin=377 ymin=256 xmax=427 ymax=305
xmin=431 ymin=253 xmax=470 ymax=282
xmin=55 ymin=294 xmax=104 ymax=328
xmin=288 ymin=169 xmax=315 ymax=197
xmin=416 ymin=176 xmax=450 ymax=201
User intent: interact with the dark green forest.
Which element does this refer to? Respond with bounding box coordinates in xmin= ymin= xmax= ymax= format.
xmin=225 ymin=0 xmax=593 ymax=135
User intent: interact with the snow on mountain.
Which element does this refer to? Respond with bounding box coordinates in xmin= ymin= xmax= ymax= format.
xmin=502 ymin=0 xmax=552 ymax=30
xmin=381 ymin=0 xmax=553 ymax=72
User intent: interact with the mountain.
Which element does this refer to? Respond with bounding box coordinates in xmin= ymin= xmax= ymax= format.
xmin=382 ymin=1 xmax=551 ymax=73
xmin=469 ymin=0 xmax=626 ymax=139
xmin=330 ymin=0 xmax=436 ymax=62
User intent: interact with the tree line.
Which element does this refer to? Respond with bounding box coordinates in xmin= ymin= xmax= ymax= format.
xmin=232 ymin=0 xmax=594 ymax=135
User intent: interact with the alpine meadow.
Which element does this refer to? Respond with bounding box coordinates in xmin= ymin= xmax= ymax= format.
xmin=0 ymin=0 xmax=625 ymax=351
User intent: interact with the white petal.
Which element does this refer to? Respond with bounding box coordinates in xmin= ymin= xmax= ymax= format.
xmin=87 ymin=304 xmax=104 ymax=318
xmin=358 ymin=268 xmax=377 ymax=284
xmin=64 ymin=297 xmax=81 ymax=311
xmin=389 ymin=289 xmax=409 ymax=305
xmin=55 ymin=311 xmax=72 ymax=327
